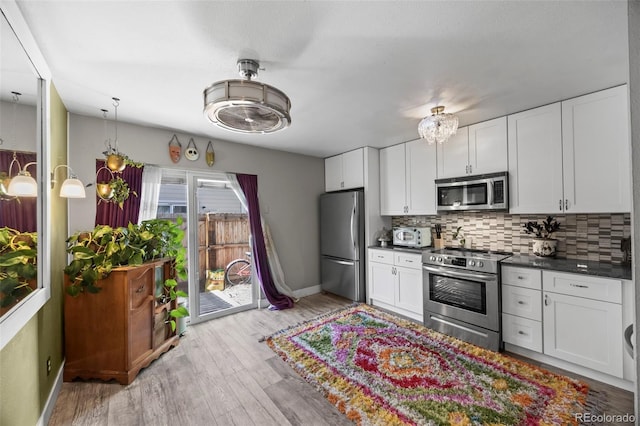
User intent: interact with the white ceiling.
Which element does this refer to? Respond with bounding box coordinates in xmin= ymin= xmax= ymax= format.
xmin=9 ymin=1 xmax=630 ymax=158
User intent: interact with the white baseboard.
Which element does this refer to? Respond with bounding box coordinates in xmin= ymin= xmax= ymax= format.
xmin=36 ymin=360 xmax=64 ymax=426
xmin=293 ymin=285 xmax=321 ymax=299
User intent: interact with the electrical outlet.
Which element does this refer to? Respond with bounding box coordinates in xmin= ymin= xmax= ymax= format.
xmin=46 ymin=356 xmax=51 ymax=376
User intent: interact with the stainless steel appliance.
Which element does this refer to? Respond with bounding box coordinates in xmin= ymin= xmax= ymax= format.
xmin=320 ymin=190 xmax=365 ymax=302
xmin=435 ymin=172 xmax=508 ymax=212
xmin=393 ymin=227 xmax=432 ymax=248
xmin=422 ymin=248 xmax=512 ymax=351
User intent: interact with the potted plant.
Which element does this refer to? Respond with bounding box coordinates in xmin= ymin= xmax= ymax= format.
xmin=523 ymin=216 xmax=561 ymax=257
xmin=0 ymin=227 xmax=37 ymax=313
xmin=64 ymin=218 xmax=188 ymax=330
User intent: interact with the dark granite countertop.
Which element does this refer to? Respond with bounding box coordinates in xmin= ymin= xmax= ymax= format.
xmin=501 ymin=254 xmax=632 ymax=281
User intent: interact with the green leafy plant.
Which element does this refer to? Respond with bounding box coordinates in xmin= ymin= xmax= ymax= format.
xmin=0 ymin=227 xmax=37 ymax=309
xmin=523 ymin=216 xmax=561 ymax=239
xmin=64 ymin=218 xmax=188 ymax=329
xmin=98 ymin=176 xmax=137 ymax=209
xmin=452 ymin=226 xmax=466 ymax=247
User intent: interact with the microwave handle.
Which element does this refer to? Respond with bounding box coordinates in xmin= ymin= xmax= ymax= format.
xmin=489 ymin=180 xmax=494 ymax=206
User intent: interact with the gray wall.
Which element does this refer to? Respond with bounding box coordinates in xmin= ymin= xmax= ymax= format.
xmin=67 ymin=113 xmax=325 ymax=291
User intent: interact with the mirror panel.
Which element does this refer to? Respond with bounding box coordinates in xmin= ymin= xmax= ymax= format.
xmin=0 ymin=2 xmax=51 ymax=349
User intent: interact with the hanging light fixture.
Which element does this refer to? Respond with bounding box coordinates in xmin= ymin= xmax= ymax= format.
xmin=7 ymin=156 xmax=37 ymax=197
xmin=203 ymin=59 xmax=291 ymax=134
xmin=418 ymin=106 xmax=459 ymax=144
xmin=51 ymin=165 xmax=86 ymax=198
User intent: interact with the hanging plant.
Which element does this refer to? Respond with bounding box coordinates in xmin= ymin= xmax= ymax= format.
xmin=107 ymin=176 xmax=137 ymax=209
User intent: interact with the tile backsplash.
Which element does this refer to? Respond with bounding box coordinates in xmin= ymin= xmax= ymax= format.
xmin=392 ymin=212 xmax=631 ymax=264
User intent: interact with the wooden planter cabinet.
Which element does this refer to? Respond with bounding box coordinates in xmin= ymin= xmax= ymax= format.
xmin=64 ymin=258 xmax=180 ymax=385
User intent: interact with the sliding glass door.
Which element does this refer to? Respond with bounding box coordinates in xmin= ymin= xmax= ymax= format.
xmin=186 ymin=172 xmax=257 ymax=324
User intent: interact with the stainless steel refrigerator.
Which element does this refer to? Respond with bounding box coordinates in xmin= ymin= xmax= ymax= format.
xmin=320 ymin=190 xmax=365 ymax=302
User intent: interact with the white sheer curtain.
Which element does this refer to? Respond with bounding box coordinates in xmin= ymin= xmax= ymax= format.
xmin=226 ymin=173 xmax=297 ymax=301
xmin=138 ymin=164 xmax=162 ymax=223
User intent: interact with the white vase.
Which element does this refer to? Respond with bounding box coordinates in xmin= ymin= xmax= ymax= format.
xmin=532 ymin=238 xmax=558 ymax=257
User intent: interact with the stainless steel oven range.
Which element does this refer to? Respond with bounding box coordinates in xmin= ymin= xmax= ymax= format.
xmin=422 ymin=248 xmax=512 ymax=352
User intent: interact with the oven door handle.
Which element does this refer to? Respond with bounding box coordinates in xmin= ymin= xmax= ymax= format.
xmin=422 ymin=264 xmax=497 ymax=282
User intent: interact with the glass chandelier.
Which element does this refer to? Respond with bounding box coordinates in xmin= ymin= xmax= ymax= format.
xmin=418 ymin=106 xmax=459 ymax=144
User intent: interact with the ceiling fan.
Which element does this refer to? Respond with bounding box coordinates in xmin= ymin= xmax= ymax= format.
xmin=203 ymin=59 xmax=292 ymax=134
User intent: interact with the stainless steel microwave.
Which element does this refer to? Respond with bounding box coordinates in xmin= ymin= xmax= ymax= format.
xmin=435 ymin=172 xmax=508 ymax=212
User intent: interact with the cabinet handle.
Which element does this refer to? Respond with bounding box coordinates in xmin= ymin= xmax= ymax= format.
xmin=465 ymin=165 xmax=469 ymax=173
xmin=517 ymin=275 xmax=525 ymax=280
xmin=559 ymin=199 xmax=563 ymax=211
xmin=136 ymin=285 xmax=146 ymax=293
xmin=518 ymin=330 xmax=527 ymax=335
xmin=565 ymin=199 xmax=568 ymax=210
xmin=469 ymin=165 xmax=472 ymax=173
xmin=570 ymin=283 xmax=589 ymax=289
xmin=517 ymin=300 xmax=525 ymax=305
xmin=544 ymin=294 xmax=550 ymax=306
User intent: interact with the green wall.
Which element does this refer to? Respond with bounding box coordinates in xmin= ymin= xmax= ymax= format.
xmin=0 ymin=83 xmax=68 ymax=425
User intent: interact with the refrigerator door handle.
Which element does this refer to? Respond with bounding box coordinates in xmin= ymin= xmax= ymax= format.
xmin=350 ymin=204 xmax=357 ymax=250
xmin=325 ymin=258 xmax=356 ymax=267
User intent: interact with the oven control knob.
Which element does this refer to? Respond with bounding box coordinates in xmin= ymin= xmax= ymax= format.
xmin=430 ymin=256 xmax=436 ymax=261
xmin=478 ymin=261 xmax=484 ymax=268
xmin=437 ymin=257 xmax=443 ymax=262
xmin=469 ymin=260 xmax=476 ymax=266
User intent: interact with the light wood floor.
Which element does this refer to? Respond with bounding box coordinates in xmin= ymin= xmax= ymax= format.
xmin=49 ymin=293 xmax=635 ymax=425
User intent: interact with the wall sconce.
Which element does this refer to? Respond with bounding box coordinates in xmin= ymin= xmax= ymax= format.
xmin=51 ymin=164 xmax=86 ymax=198
xmin=6 ymin=152 xmax=37 ymax=197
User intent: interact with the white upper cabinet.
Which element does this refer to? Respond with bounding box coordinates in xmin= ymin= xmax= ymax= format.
xmin=437 ymin=117 xmax=508 ymax=178
xmin=437 ymin=126 xmax=469 ymax=178
xmin=324 ymin=148 xmax=364 ymax=192
xmin=380 ymin=140 xmax=437 ymax=215
xmin=469 ymin=117 xmax=508 ymax=175
xmin=508 ymin=85 xmax=631 ymax=214
xmin=380 ymin=144 xmax=406 ymax=215
xmin=508 ymin=103 xmax=564 ymax=214
xmin=561 ymin=85 xmax=630 ymax=213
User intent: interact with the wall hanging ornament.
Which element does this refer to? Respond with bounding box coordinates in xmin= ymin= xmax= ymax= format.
xmin=184 ymin=138 xmax=199 ymax=161
xmin=168 ymin=134 xmax=182 ymax=163
xmin=205 ymin=141 xmax=215 ymax=167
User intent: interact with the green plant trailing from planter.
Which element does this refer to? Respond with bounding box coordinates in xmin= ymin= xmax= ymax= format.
xmin=102 ymin=176 xmax=137 ymax=209
xmin=64 ymin=218 xmax=188 ymax=330
xmin=0 ymin=227 xmax=37 ymax=308
xmin=523 ymin=216 xmax=560 ymax=239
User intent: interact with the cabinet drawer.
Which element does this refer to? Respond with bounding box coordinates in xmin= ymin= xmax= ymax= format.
xmin=502 ymin=313 xmax=543 ymax=353
xmin=501 ymin=266 xmax=542 ymax=290
xmin=502 ymin=285 xmax=542 ymax=321
xmin=368 ymin=249 xmax=394 ymax=265
xmin=542 ymin=271 xmax=621 ymax=304
xmin=394 ymin=252 xmax=422 ymax=269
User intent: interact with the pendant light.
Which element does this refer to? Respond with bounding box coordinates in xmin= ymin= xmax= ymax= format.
xmin=51 ymin=164 xmax=86 ymax=198
xmin=418 ymin=106 xmax=459 ymax=144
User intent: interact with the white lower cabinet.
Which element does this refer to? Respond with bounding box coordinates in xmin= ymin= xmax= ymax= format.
xmin=368 ymin=249 xmax=423 ymax=321
xmin=542 ymin=271 xmax=623 ymax=378
xmin=501 ymin=266 xmax=543 ymax=352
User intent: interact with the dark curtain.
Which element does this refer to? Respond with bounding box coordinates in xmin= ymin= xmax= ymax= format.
xmin=0 ymin=150 xmax=37 ymax=232
xmin=236 ymin=173 xmax=294 ymax=310
xmin=94 ymin=159 xmax=144 ymax=228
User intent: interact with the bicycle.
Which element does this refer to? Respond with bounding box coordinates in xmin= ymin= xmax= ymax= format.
xmin=224 ymin=251 xmax=252 ymax=287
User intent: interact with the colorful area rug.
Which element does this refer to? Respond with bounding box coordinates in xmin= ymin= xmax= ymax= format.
xmin=266 ymin=304 xmax=594 ymax=425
